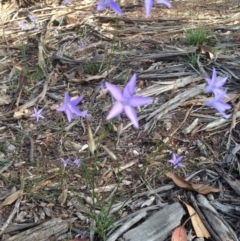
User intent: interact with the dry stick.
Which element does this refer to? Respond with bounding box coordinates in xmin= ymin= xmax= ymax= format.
xmin=0 ymin=121 xmax=34 ymax=163
xmin=0 ymin=198 xmax=21 ymax=235
xmin=106 ymin=211 xmax=147 ymax=241
xmin=190 ymin=194 xmax=220 ymax=241
xmin=197 ymin=203 xmax=239 ymax=241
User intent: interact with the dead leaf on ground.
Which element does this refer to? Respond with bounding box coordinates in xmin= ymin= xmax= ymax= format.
xmin=191 ymin=183 xmax=220 ymax=194
xmin=182 ymin=200 xmax=211 ymax=238
xmin=31 ymin=180 xmax=52 ymax=193
xmin=0 ymin=190 xmax=23 ymax=208
xmin=166 ymin=172 xmax=220 ymax=194
xmin=197 ymin=45 xmax=215 ymax=60
xmin=166 ymin=172 xmax=194 ymax=191
xmin=171 ymin=226 xmax=188 ymax=241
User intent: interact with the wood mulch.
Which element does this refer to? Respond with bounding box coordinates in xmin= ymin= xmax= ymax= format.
xmin=0 ymin=0 xmax=240 ymax=240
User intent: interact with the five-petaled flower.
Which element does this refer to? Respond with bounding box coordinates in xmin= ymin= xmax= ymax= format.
xmin=20 ymin=22 xmax=27 ymax=30
xmin=205 ymin=91 xmax=231 ymax=119
xmin=97 ymin=0 xmax=122 ymax=15
xmin=61 ymin=158 xmax=69 ymax=167
xmin=204 ymin=68 xmax=231 ymax=118
xmin=106 ymin=73 xmax=153 ymax=128
xmin=168 ymin=153 xmax=184 ymax=168
xmin=78 ymin=43 xmax=86 ymax=49
xmin=73 ymin=158 xmax=81 ymax=166
xmin=145 ymin=0 xmax=171 ymax=18
xmin=29 ymin=15 xmax=37 ymax=23
xmin=31 ymin=108 xmax=44 ymax=122
xmin=205 ymin=67 xmax=228 ymax=96
xmin=57 ymin=93 xmax=87 ymax=122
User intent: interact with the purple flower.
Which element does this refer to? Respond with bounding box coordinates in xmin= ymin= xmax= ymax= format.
xmin=78 ymin=43 xmax=86 ymax=49
xmin=100 ymin=81 xmax=106 ymax=90
xmin=168 ymin=153 xmax=184 ymax=168
xmin=61 ymin=158 xmax=69 ymax=167
xmin=97 ymin=0 xmax=122 ymax=16
xmin=63 ymin=0 xmax=71 ymax=4
xmin=20 ymin=22 xmax=27 ymax=30
xmin=31 ymin=108 xmax=44 ymax=122
xmin=73 ymin=158 xmax=81 ymax=166
xmin=106 ymin=73 xmax=153 ymax=128
xmin=57 ymin=93 xmax=87 ymax=122
xmin=29 ymin=15 xmax=37 ymax=23
xmin=145 ymin=0 xmax=171 ymax=18
xmin=205 ymin=91 xmax=231 ymax=118
xmin=205 ymin=68 xmax=228 ymax=96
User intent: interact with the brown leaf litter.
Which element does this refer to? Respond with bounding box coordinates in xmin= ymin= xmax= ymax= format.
xmin=0 ymin=0 xmax=240 ymax=240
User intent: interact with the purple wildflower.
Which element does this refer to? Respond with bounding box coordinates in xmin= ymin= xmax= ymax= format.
xmin=78 ymin=43 xmax=86 ymax=49
xmin=100 ymin=81 xmax=106 ymax=90
xmin=97 ymin=0 xmax=122 ymax=15
xmin=205 ymin=91 xmax=231 ymax=118
xmin=145 ymin=0 xmax=171 ymax=18
xmin=57 ymin=93 xmax=87 ymax=122
xmin=63 ymin=0 xmax=71 ymax=4
xmin=205 ymin=68 xmax=228 ymax=96
xmin=73 ymin=158 xmax=81 ymax=166
xmin=20 ymin=22 xmax=27 ymax=30
xmin=168 ymin=153 xmax=184 ymax=168
xmin=31 ymin=108 xmax=44 ymax=122
xmin=29 ymin=15 xmax=37 ymax=23
xmin=61 ymin=158 xmax=69 ymax=167
xmin=106 ymin=73 xmax=153 ymax=128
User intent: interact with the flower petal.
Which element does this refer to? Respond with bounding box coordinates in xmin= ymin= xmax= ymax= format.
xmin=123 ymin=73 xmax=137 ymax=99
xmin=212 ymin=67 xmax=217 ymax=81
xmin=57 ymin=105 xmax=66 ymax=111
xmin=124 ymin=105 xmax=139 ymax=128
xmin=129 ymin=96 xmax=153 ymax=107
xmin=205 ymin=99 xmax=231 ymax=118
xmin=71 ymin=96 xmax=83 ymax=106
xmin=97 ymin=2 xmax=106 ymax=11
xmin=65 ymin=109 xmax=73 ymax=122
xmin=64 ymin=92 xmax=71 ymax=103
xmin=156 ymin=0 xmax=171 ymax=7
xmin=213 ymin=88 xmax=229 ymax=99
xmin=106 ymin=102 xmax=124 ymax=120
xmin=145 ymin=0 xmax=153 ymax=18
xmin=108 ymin=1 xmax=122 ymax=15
xmin=106 ymin=82 xmax=123 ymax=101
xmin=215 ymin=76 xmax=228 ymax=88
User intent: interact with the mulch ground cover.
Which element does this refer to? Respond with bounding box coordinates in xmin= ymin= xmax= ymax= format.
xmin=0 ymin=0 xmax=240 ymax=240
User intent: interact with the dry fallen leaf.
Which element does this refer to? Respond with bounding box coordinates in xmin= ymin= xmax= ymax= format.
xmin=31 ymin=180 xmax=52 ymax=193
xmin=0 ymin=190 xmax=23 ymax=208
xmin=197 ymin=45 xmax=215 ymax=60
xmin=171 ymin=226 xmax=188 ymax=241
xmin=87 ymin=122 xmax=96 ymax=154
xmin=182 ymin=200 xmax=211 ymax=238
xmin=166 ymin=172 xmax=194 ymax=191
xmin=191 ymin=183 xmax=220 ymax=195
xmin=166 ymin=172 xmax=220 ymax=195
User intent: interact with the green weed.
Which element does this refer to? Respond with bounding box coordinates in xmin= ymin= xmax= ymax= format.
xmin=185 ymin=26 xmax=209 ymax=45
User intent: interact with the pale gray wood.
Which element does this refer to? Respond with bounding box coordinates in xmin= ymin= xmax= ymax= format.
xmin=197 ymin=195 xmax=238 ymax=241
xmin=122 ymin=202 xmax=185 ymax=241
xmin=5 ymin=218 xmax=69 ymax=241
